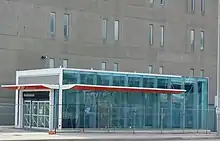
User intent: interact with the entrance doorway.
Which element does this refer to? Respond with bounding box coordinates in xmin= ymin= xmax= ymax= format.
xmin=23 ymin=100 xmax=49 ymax=129
xmin=23 ymin=91 xmax=50 ymax=129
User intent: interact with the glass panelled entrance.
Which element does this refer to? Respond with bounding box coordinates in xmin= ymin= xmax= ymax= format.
xmin=23 ymin=100 xmax=49 ymax=129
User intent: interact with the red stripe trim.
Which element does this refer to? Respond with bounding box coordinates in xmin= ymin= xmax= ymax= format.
xmin=71 ymin=85 xmax=184 ymax=94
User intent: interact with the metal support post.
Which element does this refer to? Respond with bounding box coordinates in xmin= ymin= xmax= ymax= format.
xmin=217 ymin=0 xmax=220 ymax=135
xmin=18 ymin=90 xmax=23 ymax=128
xmin=49 ymin=90 xmax=55 ymax=132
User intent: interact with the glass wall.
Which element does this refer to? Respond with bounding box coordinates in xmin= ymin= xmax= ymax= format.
xmin=62 ymin=69 xmax=208 ymax=130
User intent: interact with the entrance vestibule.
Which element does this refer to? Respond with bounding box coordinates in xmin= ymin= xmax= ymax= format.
xmin=23 ymin=91 xmax=50 ymax=129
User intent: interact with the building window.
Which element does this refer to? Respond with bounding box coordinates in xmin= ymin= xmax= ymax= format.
xmin=190 ymin=68 xmax=194 ymax=76
xmin=102 ymin=62 xmax=106 ymax=70
xmin=159 ymin=66 xmax=164 ymax=74
xmin=149 ymin=24 xmax=153 ymax=46
xmin=49 ymin=58 xmax=55 ymax=68
xmin=149 ymin=0 xmax=154 ymax=4
xmin=113 ymin=63 xmax=118 ymax=71
xmin=200 ymin=30 xmax=204 ymax=51
xmin=160 ymin=25 xmax=164 ymax=47
xmin=148 ymin=65 xmax=153 ymax=73
xmin=114 ymin=20 xmax=119 ymax=41
xmin=200 ymin=69 xmax=204 ymax=77
xmin=102 ymin=18 xmax=107 ymax=40
xmin=191 ymin=0 xmax=195 ymax=12
xmin=64 ymin=14 xmax=69 ymax=39
xmin=201 ymin=0 xmax=205 ymax=13
xmin=190 ymin=29 xmax=195 ymax=52
xmin=161 ymin=0 xmax=165 ymax=6
xmin=63 ymin=59 xmax=68 ymax=68
xmin=50 ymin=12 xmax=56 ymax=36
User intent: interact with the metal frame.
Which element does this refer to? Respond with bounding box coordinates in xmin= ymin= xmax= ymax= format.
xmin=16 ymin=89 xmax=53 ymax=131
xmin=23 ymin=100 xmax=50 ymax=129
xmin=15 ymin=68 xmax=61 ymax=130
xmin=217 ymin=0 xmax=220 ymax=135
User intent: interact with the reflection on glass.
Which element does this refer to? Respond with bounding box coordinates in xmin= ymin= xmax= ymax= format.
xmin=32 ymin=102 xmax=38 ymax=115
xmin=113 ymin=75 xmax=125 ymax=86
xmin=80 ymin=73 xmax=94 ymax=84
xmin=62 ymin=70 xmax=209 ymax=130
xmin=128 ymin=76 xmax=140 ymax=87
xmin=97 ymin=74 xmax=111 ymax=86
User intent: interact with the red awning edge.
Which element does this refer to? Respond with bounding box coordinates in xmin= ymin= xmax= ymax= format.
xmin=63 ymin=84 xmax=186 ymax=94
xmin=2 ymin=84 xmax=186 ymax=94
xmin=1 ymin=84 xmax=59 ymax=90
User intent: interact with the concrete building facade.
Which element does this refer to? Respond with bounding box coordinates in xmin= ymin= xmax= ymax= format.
xmin=0 ymin=0 xmax=218 ymax=127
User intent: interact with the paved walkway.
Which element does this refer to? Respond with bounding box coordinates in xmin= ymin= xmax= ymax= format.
xmin=0 ymin=132 xmax=219 ymax=141
xmin=0 ymin=126 xmax=218 ymax=141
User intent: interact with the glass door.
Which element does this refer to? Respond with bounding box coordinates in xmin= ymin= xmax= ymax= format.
xmin=32 ymin=101 xmax=50 ymax=129
xmin=23 ymin=101 xmax=31 ymax=127
xmin=23 ymin=101 xmax=49 ymax=129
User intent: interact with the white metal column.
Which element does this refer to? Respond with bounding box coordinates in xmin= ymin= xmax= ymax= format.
xmin=49 ymin=90 xmax=55 ymax=131
xmin=15 ymin=72 xmax=19 ymax=127
xmin=15 ymin=90 xmax=19 ymax=128
xmin=217 ymin=0 xmax=220 ymax=135
xmin=58 ymin=69 xmax=63 ymax=129
xmin=18 ymin=90 xmax=23 ymax=128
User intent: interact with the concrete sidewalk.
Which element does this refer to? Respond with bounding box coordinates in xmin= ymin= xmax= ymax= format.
xmin=0 ymin=132 xmax=220 ymax=141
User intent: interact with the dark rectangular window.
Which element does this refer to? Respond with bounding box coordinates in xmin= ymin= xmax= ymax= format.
xmin=64 ymin=14 xmax=69 ymax=39
xmin=191 ymin=0 xmax=195 ymax=12
xmin=201 ymin=0 xmax=205 ymax=14
xmin=160 ymin=25 xmax=164 ymax=47
xmin=190 ymin=68 xmax=194 ymax=76
xmin=114 ymin=20 xmax=119 ymax=41
xmin=113 ymin=63 xmax=118 ymax=71
xmin=161 ymin=0 xmax=165 ymax=6
xmin=102 ymin=18 xmax=107 ymax=40
xmin=50 ymin=12 xmax=56 ymax=36
xmin=200 ymin=30 xmax=204 ymax=51
xmin=149 ymin=24 xmax=153 ymax=45
xmin=190 ymin=29 xmax=195 ymax=52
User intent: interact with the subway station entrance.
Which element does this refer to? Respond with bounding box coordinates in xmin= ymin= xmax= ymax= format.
xmin=1 ymin=68 xmax=209 ymax=132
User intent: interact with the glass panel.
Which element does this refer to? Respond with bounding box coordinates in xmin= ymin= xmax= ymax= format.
xmin=149 ymin=24 xmax=153 ymax=45
xmin=157 ymin=77 xmax=169 ymax=89
xmin=32 ymin=115 xmax=38 ymax=127
xmin=24 ymin=115 xmax=30 ymax=127
xmin=102 ymin=19 xmax=107 ymax=40
xmin=38 ymin=102 xmax=44 ymax=115
xmin=24 ymin=101 xmax=31 ymax=115
xmin=45 ymin=102 xmax=49 ymax=116
xmin=45 ymin=116 xmax=49 ymax=128
xmin=50 ymin=12 xmax=55 ymax=35
xmin=64 ymin=14 xmax=69 ymax=38
xmin=97 ymin=73 xmax=112 ymax=86
xmin=112 ymin=74 xmax=126 ymax=86
xmin=114 ymin=20 xmax=119 ymax=41
xmin=38 ymin=115 xmax=45 ymax=128
xmin=170 ymin=77 xmax=183 ymax=89
xmin=80 ymin=72 xmax=95 ymax=85
xmin=128 ymin=75 xmax=141 ymax=87
xmin=143 ymin=76 xmax=155 ymax=88
xmin=60 ymin=70 xmax=209 ymax=130
xmin=63 ymin=70 xmax=79 ymax=84
xmin=23 ymin=101 xmax=31 ymax=127
xmin=197 ymin=78 xmax=208 ymax=129
xmin=32 ymin=102 xmax=38 ymax=115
